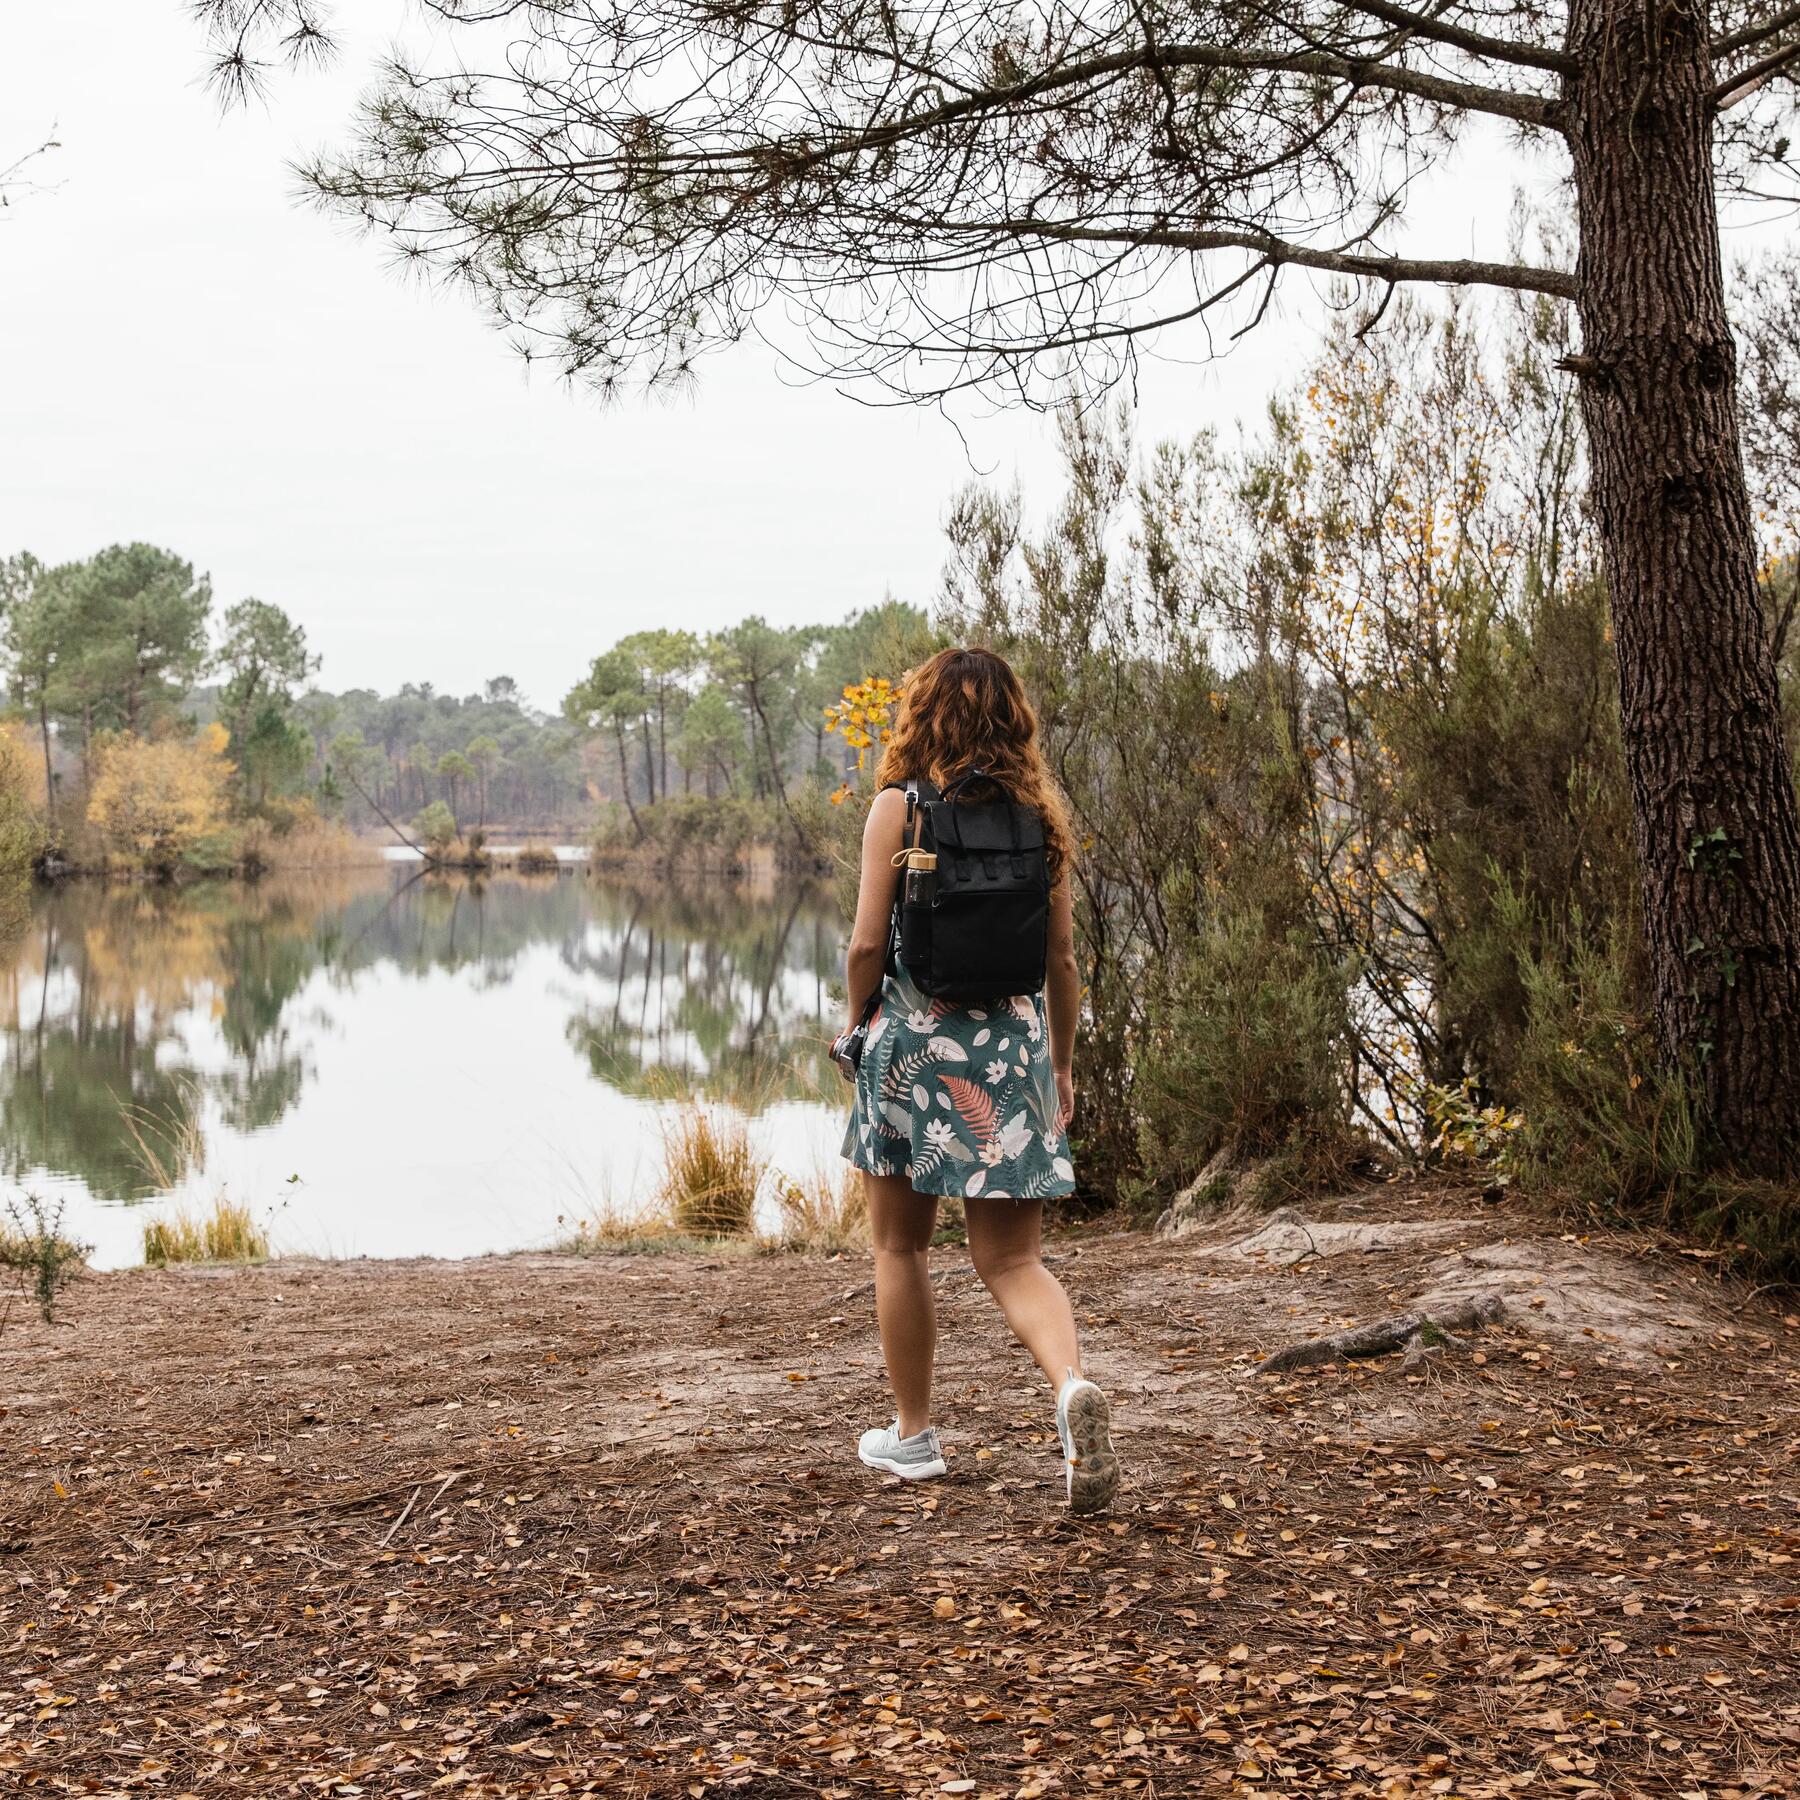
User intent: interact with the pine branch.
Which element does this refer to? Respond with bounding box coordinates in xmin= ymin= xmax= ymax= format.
xmin=1715 ymin=37 xmax=1800 ymax=108
xmin=1716 ymin=5 xmax=1800 ymax=56
xmin=1335 ymin=0 xmax=1576 ymax=73
xmin=953 ymin=217 xmax=1578 ymax=300
xmin=440 ymin=37 xmax=1562 ymax=191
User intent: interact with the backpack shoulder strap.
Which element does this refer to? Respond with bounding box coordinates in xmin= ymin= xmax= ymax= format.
xmin=882 ymin=776 xmax=940 ymax=838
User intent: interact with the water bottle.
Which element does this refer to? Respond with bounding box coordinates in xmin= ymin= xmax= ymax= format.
xmin=903 ymin=848 xmax=937 ymax=908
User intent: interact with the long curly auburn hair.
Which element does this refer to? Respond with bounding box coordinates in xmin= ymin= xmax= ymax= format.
xmin=877 ymin=647 xmax=1075 ymax=880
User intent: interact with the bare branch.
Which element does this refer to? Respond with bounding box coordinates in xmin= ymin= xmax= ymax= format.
xmin=1715 ymin=37 xmax=1800 ymax=109
xmin=1716 ymin=5 xmax=1800 ymax=56
xmin=1335 ymin=0 xmax=1576 ymax=73
xmin=964 ymin=217 xmax=1580 ymax=298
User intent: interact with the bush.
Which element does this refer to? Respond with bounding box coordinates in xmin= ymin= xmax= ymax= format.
xmin=594 ymin=793 xmax=789 ymax=867
xmin=0 ymin=727 xmax=38 ymax=945
xmin=770 ymin=1165 xmax=869 ymax=1253
xmin=86 ymin=725 xmax=236 ymax=875
xmin=0 ymin=1194 xmax=91 ymax=1322
xmin=1135 ymin=886 xmax=1357 ymax=1188
xmin=1433 ymin=895 xmax=1800 ymax=1276
xmin=1504 ymin=906 xmax=1705 ymax=1220
xmin=413 ymin=800 xmax=459 ymax=856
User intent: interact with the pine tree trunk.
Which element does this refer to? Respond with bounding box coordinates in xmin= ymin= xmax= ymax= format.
xmin=1565 ymin=0 xmax=1800 ymax=1174
xmin=614 ymin=719 xmax=644 ymax=841
xmin=38 ymin=694 xmax=55 ymax=832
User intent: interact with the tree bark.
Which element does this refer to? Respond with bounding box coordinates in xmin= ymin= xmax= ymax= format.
xmin=657 ymin=687 xmax=669 ymax=800
xmin=748 ymin=686 xmax=812 ymax=858
xmin=37 ymin=693 xmax=55 ymax=832
xmin=613 ymin=718 xmax=644 ymax=841
xmin=1565 ymin=0 xmax=1800 ymax=1173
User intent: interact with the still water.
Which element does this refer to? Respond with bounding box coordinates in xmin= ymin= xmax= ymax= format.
xmin=0 ymin=866 xmax=849 ymax=1268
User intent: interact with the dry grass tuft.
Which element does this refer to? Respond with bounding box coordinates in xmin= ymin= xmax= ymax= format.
xmin=656 ymin=1104 xmax=763 ymax=1238
xmin=770 ymin=1164 xmax=868 ymax=1253
xmin=143 ymin=1196 xmax=270 ymax=1267
xmin=120 ymin=1080 xmax=207 ymax=1195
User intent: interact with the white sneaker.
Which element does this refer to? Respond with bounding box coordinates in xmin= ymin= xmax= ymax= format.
xmin=1055 ymin=1372 xmax=1118 ymax=1515
xmin=857 ymin=1419 xmax=947 ymax=1481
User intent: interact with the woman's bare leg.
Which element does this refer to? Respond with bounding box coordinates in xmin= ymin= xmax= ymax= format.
xmin=963 ymin=1197 xmax=1082 ymax=1388
xmin=864 ymin=1172 xmax=939 ymax=1438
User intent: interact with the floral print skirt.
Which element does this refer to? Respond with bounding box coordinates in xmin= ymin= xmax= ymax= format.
xmin=840 ymin=966 xmax=1076 ymax=1201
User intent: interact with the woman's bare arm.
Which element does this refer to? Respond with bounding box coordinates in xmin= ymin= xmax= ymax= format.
xmin=844 ymin=786 xmax=907 ymax=1029
xmin=1045 ymin=877 xmax=1080 ymax=1123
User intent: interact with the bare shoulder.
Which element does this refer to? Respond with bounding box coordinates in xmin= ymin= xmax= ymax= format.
xmin=863 ymin=784 xmax=908 ymax=845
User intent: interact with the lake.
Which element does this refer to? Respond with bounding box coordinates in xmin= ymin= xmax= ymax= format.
xmin=0 ymin=866 xmax=850 ymax=1268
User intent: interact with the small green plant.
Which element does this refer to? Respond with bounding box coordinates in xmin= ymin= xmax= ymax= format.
xmin=142 ymin=1196 xmax=270 ymax=1266
xmin=656 ymin=1105 xmax=763 ymax=1238
xmin=0 ymin=1194 xmax=91 ymax=1323
xmin=1422 ymin=1079 xmax=1526 ymax=1167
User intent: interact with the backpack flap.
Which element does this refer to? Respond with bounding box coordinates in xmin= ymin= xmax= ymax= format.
xmin=930 ymin=802 xmax=1045 ymax=895
xmin=916 ymin=787 xmax=1050 ymax=1000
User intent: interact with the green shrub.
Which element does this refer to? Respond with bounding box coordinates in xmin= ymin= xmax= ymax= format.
xmin=1134 ymin=885 xmax=1356 ymax=1190
xmin=0 ymin=1194 xmax=90 ymax=1322
xmin=1504 ymin=908 xmax=1703 ymax=1219
xmin=413 ymin=801 xmax=458 ymax=856
xmin=593 ymin=793 xmax=792 ymax=867
xmin=0 ymin=726 xmax=41 ymax=907
xmin=1485 ymin=903 xmax=1799 ymax=1276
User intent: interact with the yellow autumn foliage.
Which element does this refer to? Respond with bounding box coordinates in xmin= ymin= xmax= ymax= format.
xmin=0 ymin=724 xmax=38 ymax=940
xmin=822 ymin=676 xmax=903 ymax=803
xmin=0 ymin=720 xmax=48 ymax=816
xmin=87 ymin=729 xmax=236 ymax=873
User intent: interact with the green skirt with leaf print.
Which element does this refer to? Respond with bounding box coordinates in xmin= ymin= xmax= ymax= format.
xmin=841 ymin=966 xmax=1076 ymax=1200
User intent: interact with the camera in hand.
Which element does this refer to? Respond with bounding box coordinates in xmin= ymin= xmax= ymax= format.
xmin=830 ymin=1019 xmax=868 ymax=1082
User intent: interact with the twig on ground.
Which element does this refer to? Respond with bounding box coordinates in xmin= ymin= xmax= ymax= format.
xmin=382 ymin=1469 xmax=464 ymax=1546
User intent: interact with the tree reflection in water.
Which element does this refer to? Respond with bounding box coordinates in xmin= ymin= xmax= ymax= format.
xmin=0 ymin=868 xmax=843 ymax=1212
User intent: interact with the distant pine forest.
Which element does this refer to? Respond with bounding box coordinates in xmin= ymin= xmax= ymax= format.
xmin=0 ymin=540 xmax=930 ymax=872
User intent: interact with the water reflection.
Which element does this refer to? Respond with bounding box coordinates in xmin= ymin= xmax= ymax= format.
xmin=0 ymin=868 xmax=847 ymax=1265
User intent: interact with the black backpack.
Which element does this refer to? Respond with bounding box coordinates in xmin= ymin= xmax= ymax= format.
xmin=885 ymin=769 xmax=1051 ymax=1002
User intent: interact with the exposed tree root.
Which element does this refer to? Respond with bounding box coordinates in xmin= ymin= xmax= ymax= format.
xmin=1257 ymin=1291 xmax=1507 ymax=1375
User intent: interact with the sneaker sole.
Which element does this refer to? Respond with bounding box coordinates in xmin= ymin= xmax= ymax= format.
xmin=1061 ymin=1385 xmax=1118 ymax=1515
xmin=859 ymin=1449 xmax=947 ymax=1481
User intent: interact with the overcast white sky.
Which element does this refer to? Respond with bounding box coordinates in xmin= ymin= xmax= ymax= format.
xmin=0 ymin=2 xmax=1608 ymax=709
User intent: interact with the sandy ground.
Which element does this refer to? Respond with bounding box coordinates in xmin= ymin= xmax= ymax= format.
xmin=3 ymin=1183 xmax=1797 ymax=1797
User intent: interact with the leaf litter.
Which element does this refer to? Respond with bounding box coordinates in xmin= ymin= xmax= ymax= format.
xmin=1 ymin=1183 xmax=1796 ymax=1797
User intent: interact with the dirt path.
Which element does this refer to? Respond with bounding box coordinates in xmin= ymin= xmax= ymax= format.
xmin=3 ymin=1186 xmax=1797 ymax=1797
